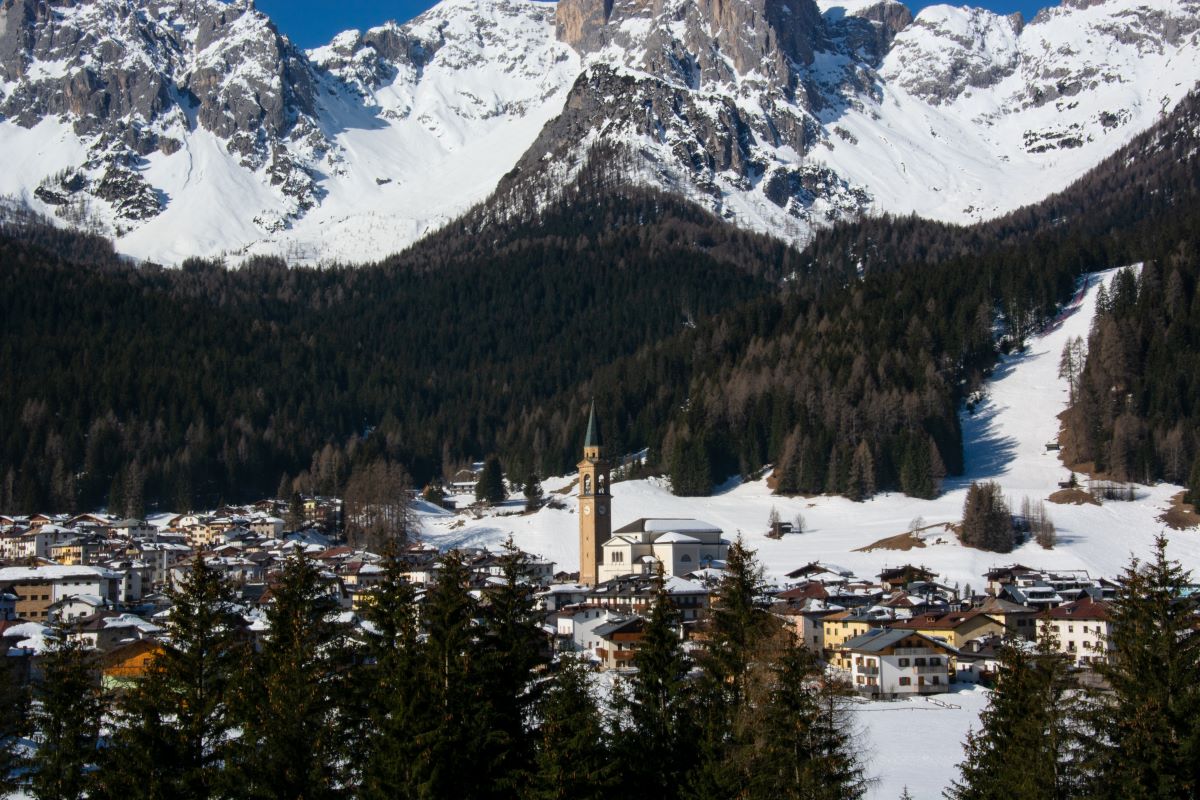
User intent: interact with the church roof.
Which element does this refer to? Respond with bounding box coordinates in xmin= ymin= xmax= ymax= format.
xmin=584 ymin=400 xmax=601 ymax=448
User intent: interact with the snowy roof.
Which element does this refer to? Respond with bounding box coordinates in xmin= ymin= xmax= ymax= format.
xmin=653 ymin=532 xmax=700 ymax=544
xmin=0 ymin=565 xmax=117 ymax=582
xmin=643 ymin=519 xmax=721 ymax=533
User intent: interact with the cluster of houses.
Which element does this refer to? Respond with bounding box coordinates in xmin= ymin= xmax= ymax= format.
xmin=0 ymin=493 xmax=1123 ymax=704
xmin=549 ymin=543 xmax=1120 ymax=697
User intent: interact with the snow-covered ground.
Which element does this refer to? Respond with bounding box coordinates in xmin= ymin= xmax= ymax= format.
xmin=420 ymin=267 xmax=1197 ymax=797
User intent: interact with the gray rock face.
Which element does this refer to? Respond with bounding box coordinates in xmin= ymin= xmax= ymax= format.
xmin=0 ymin=0 xmax=322 ymax=222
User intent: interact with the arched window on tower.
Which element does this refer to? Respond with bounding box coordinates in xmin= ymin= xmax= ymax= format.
xmin=583 ymin=474 xmax=592 ymax=495
xmin=598 ymin=475 xmax=607 ymax=494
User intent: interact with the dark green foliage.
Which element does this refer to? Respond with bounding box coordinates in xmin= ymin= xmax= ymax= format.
xmin=0 ymin=656 xmax=27 ymax=795
xmin=613 ymin=569 xmax=697 ymax=799
xmin=960 ymin=481 xmax=1014 ymax=553
xmin=475 ymin=456 xmax=507 ymax=506
xmin=1081 ymin=536 xmax=1200 ymax=799
xmin=29 ymin=629 xmax=104 ymax=800
xmin=93 ymin=557 xmax=245 ymax=800
xmin=738 ymin=643 xmax=866 ymax=800
xmin=946 ymin=632 xmax=1082 ymax=800
xmin=229 ymin=553 xmax=353 ymax=799
xmin=357 ymin=549 xmax=423 ymax=800
xmin=523 ymin=470 xmax=544 ymax=512
xmin=526 ymin=655 xmax=614 ymax=800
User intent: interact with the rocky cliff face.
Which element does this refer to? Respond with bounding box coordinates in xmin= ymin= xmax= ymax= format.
xmin=0 ymin=0 xmax=1197 ymax=263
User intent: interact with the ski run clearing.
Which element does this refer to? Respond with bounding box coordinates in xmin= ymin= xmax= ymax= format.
xmin=419 ymin=268 xmax=1200 ymax=799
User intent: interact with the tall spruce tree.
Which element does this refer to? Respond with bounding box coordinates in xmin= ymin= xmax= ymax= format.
xmin=28 ymin=628 xmax=104 ymax=800
xmin=526 ymin=654 xmax=614 ymax=800
xmin=1081 ymin=535 xmax=1200 ymax=799
xmin=94 ymin=557 xmax=246 ymax=800
xmin=409 ymin=550 xmax=496 ymax=799
xmin=229 ymin=552 xmax=353 ymax=800
xmin=946 ymin=631 xmax=1082 ymax=800
xmin=0 ymin=656 xmax=28 ymax=795
xmin=614 ymin=567 xmax=697 ymax=800
xmin=477 ymin=541 xmax=548 ymax=795
xmin=358 ymin=547 xmax=424 ymax=800
xmin=689 ymin=537 xmax=776 ymax=798
xmin=739 ymin=640 xmax=866 ymax=800
xmin=475 ymin=457 xmax=507 ymax=505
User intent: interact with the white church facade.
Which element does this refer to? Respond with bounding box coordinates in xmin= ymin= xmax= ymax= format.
xmin=596 ymin=518 xmax=730 ymax=583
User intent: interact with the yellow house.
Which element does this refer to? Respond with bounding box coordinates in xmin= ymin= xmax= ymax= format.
xmin=822 ymin=611 xmax=887 ymax=666
xmin=892 ymin=609 xmax=1005 ymax=649
xmin=101 ymin=639 xmax=165 ymax=690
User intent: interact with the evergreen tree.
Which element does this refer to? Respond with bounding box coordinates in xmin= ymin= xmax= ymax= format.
xmin=523 ymin=470 xmax=544 ymax=512
xmin=94 ymin=557 xmax=245 ymax=800
xmin=0 ymin=656 xmax=28 ymax=795
xmin=1188 ymin=456 xmax=1200 ymax=506
xmin=614 ymin=567 xmax=696 ymax=799
xmin=286 ymin=491 xmax=305 ymax=531
xmin=476 ymin=456 xmax=507 ymax=505
xmin=526 ymin=655 xmax=613 ymax=800
xmin=1081 ymin=535 xmax=1200 ymax=799
xmin=960 ymin=481 xmax=1014 ymax=552
xmin=740 ymin=641 xmax=866 ymax=800
xmin=947 ymin=631 xmax=1082 ymax=800
xmin=229 ymin=552 xmax=353 ymax=799
xmin=29 ymin=628 xmax=104 ymax=800
xmin=477 ymin=541 xmax=548 ymax=795
xmin=358 ymin=548 xmax=423 ymax=800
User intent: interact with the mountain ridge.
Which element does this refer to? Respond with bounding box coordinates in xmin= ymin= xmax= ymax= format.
xmin=0 ymin=0 xmax=1197 ymax=264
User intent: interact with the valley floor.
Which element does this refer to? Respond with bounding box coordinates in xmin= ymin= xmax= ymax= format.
xmin=420 ymin=266 xmax=1199 ymax=797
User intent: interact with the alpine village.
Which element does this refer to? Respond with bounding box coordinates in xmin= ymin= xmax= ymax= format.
xmin=3 ymin=0 xmax=1200 ymax=798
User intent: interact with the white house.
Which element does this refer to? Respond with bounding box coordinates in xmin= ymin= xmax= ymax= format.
xmin=597 ymin=518 xmax=729 ymax=582
xmin=1036 ymin=596 xmax=1114 ymax=667
xmin=839 ymin=628 xmax=955 ymax=698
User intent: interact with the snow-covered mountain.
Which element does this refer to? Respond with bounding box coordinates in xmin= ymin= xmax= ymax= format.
xmin=0 ymin=0 xmax=1197 ymax=263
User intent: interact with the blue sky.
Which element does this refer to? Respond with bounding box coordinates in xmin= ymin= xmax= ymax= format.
xmin=257 ymin=0 xmax=1054 ymax=49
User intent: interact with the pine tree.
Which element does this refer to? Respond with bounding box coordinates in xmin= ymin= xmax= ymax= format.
xmin=358 ymin=548 xmax=423 ymax=800
xmin=93 ymin=557 xmax=246 ymax=800
xmin=960 ymin=481 xmax=1013 ymax=552
xmin=1187 ymin=456 xmax=1200 ymax=506
xmin=408 ymin=550 xmax=496 ymax=799
xmin=1081 ymin=535 xmax=1200 ymax=799
xmin=477 ymin=541 xmax=548 ymax=795
xmin=523 ymin=470 xmax=544 ymax=512
xmin=286 ymin=491 xmax=305 ymax=531
xmin=527 ymin=655 xmax=614 ymax=800
xmin=476 ymin=456 xmax=507 ymax=505
xmin=29 ymin=628 xmax=104 ymax=800
xmin=947 ymin=631 xmax=1082 ymax=800
xmin=614 ymin=567 xmax=696 ymax=799
xmin=229 ymin=552 xmax=353 ymax=799
xmin=740 ymin=642 xmax=866 ymax=800
xmin=0 ymin=656 xmax=28 ymax=795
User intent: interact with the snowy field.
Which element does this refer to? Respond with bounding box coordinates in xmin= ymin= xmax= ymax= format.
xmin=420 ymin=267 xmax=1198 ymax=797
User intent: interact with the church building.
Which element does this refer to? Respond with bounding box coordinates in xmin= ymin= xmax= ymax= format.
xmin=577 ymin=403 xmax=729 ymax=585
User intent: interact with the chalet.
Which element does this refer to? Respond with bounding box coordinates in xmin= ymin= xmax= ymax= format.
xmin=593 ymin=616 xmax=645 ymax=670
xmin=1037 ymin=596 xmax=1114 ymax=667
xmin=973 ymin=595 xmax=1039 ymax=640
xmin=586 ymin=574 xmax=709 ymax=621
xmin=839 ymin=628 xmax=956 ymax=698
xmin=823 ymin=609 xmax=892 ymax=664
xmin=101 ymin=639 xmax=165 ymax=689
xmin=891 ymin=609 xmax=1006 ymax=649
xmin=878 ymin=565 xmax=938 ymax=591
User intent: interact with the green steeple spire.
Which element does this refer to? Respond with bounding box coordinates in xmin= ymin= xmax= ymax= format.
xmin=584 ymin=400 xmax=601 ymax=449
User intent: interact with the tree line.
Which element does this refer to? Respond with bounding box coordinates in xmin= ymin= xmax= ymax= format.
xmin=1 ymin=540 xmax=867 ymax=800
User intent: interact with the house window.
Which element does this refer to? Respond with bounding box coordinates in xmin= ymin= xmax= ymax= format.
xmin=680 ymin=554 xmax=692 ymax=562
xmin=929 ymin=657 xmax=941 ymax=666
xmin=898 ymin=658 xmax=910 ymax=666
xmin=899 ymin=677 xmax=911 ymax=686
xmin=932 ymin=676 xmax=941 ymax=685
xmin=914 ymin=658 xmax=926 ymax=666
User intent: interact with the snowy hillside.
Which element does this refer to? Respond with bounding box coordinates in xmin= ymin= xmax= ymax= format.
xmin=0 ymin=0 xmax=1198 ymax=263
xmin=419 ymin=266 xmax=1197 ymax=797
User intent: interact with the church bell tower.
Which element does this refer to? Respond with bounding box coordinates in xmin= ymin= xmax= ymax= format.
xmin=578 ymin=401 xmax=611 ymax=586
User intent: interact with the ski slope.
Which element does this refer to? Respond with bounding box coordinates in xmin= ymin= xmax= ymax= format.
xmin=419 ymin=267 xmax=1196 ymax=798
